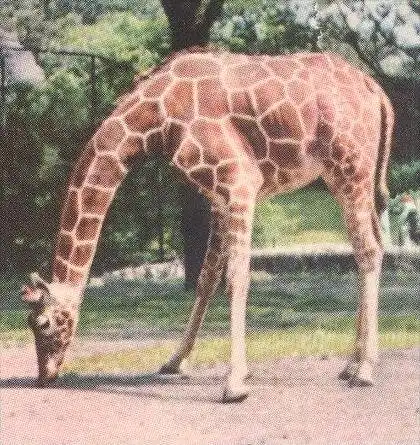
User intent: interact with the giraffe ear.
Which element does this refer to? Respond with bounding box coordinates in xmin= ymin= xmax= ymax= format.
xmin=20 ymin=272 xmax=52 ymax=306
xmin=30 ymin=272 xmax=51 ymax=292
xmin=21 ymin=285 xmax=43 ymax=304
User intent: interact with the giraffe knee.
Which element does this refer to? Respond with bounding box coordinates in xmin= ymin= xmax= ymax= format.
xmin=355 ymin=247 xmax=383 ymax=272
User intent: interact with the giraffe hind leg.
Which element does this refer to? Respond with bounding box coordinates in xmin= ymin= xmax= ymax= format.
xmin=343 ymin=203 xmax=382 ymax=386
xmin=324 ymin=164 xmax=383 ymax=386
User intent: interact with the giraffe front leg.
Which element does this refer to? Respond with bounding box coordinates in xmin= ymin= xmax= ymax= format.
xmin=222 ymin=205 xmax=255 ymax=403
xmin=159 ymin=208 xmax=228 ymax=375
xmin=345 ymin=267 xmax=381 ymax=386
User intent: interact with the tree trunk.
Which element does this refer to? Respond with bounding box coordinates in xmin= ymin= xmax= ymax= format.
xmin=160 ymin=0 xmax=224 ymax=289
xmin=161 ymin=0 xmax=224 ymax=50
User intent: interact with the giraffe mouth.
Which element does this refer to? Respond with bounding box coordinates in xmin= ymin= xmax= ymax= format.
xmin=37 ymin=358 xmax=60 ymax=387
xmin=35 ymin=340 xmax=66 ymax=387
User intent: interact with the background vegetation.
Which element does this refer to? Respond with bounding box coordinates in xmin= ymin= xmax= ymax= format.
xmin=1 ymin=270 xmax=419 ymax=365
xmin=1 ymin=0 xmax=419 ymax=275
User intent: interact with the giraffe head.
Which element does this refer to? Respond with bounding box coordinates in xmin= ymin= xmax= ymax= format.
xmin=21 ymin=273 xmax=82 ymax=386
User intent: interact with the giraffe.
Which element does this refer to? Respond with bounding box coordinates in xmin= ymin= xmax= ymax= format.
xmin=21 ymin=47 xmax=394 ymax=402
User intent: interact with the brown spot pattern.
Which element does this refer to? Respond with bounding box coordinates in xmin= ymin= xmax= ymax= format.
xmin=76 ymin=217 xmax=101 ymax=241
xmin=71 ymin=143 xmax=95 ymax=187
xmin=191 ymin=121 xmax=236 ymax=159
xmin=81 ymin=187 xmax=112 ymax=213
xmin=269 ymin=141 xmax=304 ymax=169
xmin=173 ymin=56 xmax=220 ymax=77
xmin=53 ymin=258 xmax=67 ymax=282
xmin=143 ymin=74 xmax=172 ymax=98
xmin=146 ymin=131 xmax=164 ymax=153
xmin=165 ymin=123 xmax=185 ymax=157
xmin=190 ymin=167 xmax=215 ymax=190
xmin=71 ymin=245 xmax=93 ymax=267
xmin=230 ymin=90 xmax=256 ymax=116
xmin=215 ymin=185 xmax=230 ymax=204
xmin=175 ymin=139 xmax=201 ymax=169
xmin=56 ymin=234 xmax=73 ymax=260
xmin=224 ymin=63 xmax=269 ymax=89
xmin=68 ymin=270 xmax=84 ymax=284
xmin=96 ymin=119 xmax=125 ymax=152
xmin=231 ymin=117 xmax=267 ymax=160
xmin=265 ymin=58 xmax=300 ymax=79
xmin=62 ymin=191 xmax=79 ymax=231
xmin=113 ymin=94 xmax=139 ymax=115
xmin=259 ymin=160 xmax=277 ymax=190
xmin=254 ymin=79 xmax=285 ymax=114
xmin=118 ymin=136 xmax=145 ymax=168
xmin=198 ymin=78 xmax=229 ymax=118
xmin=164 ymin=81 xmax=194 ymax=122
xmin=300 ymin=100 xmax=318 ymax=135
xmin=287 ymin=79 xmax=308 ymax=105
xmin=261 ymin=102 xmax=304 ymax=140
xmin=87 ymin=156 xmax=125 ymax=187
xmin=217 ymin=162 xmax=240 ymax=184
xmin=125 ymin=101 xmax=163 ymax=133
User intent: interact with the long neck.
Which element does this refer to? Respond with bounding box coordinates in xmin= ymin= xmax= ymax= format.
xmin=52 ymin=114 xmax=156 ymax=286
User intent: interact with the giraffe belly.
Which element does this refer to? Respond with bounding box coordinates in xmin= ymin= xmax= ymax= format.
xmin=257 ymin=161 xmax=324 ymax=200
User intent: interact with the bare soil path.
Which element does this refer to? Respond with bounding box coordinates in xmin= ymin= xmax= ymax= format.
xmin=1 ymin=344 xmax=419 ymax=445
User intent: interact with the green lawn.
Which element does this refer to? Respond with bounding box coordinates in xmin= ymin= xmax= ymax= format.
xmin=65 ymin=327 xmax=419 ymax=374
xmin=2 ymin=272 xmax=419 ymax=369
xmin=253 ymin=187 xmax=347 ymax=247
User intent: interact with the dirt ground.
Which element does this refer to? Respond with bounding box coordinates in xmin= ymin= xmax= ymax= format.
xmin=1 ymin=343 xmax=419 ymax=445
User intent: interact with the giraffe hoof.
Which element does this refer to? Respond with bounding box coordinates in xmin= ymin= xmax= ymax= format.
xmin=348 ymin=376 xmax=374 ymax=387
xmin=158 ymin=364 xmax=181 ymax=375
xmin=221 ymin=385 xmax=249 ymax=403
xmin=338 ymin=368 xmax=354 ymax=380
xmin=338 ymin=361 xmax=359 ymax=380
xmin=347 ymin=360 xmax=375 ymax=387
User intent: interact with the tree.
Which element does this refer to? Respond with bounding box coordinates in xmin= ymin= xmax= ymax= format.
xmin=318 ymin=0 xmax=420 ymax=162
xmin=161 ymin=0 xmax=224 ymax=50
xmin=159 ymin=0 xmax=225 ymax=289
xmin=318 ymin=0 xmax=420 ymax=80
xmin=0 ymin=26 xmax=45 ymax=272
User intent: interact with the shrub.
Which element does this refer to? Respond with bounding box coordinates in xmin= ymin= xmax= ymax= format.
xmin=389 ymin=161 xmax=420 ymax=196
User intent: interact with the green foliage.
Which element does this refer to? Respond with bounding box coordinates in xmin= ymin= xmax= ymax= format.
xmin=62 ymin=12 xmax=170 ymax=71
xmin=253 ymin=188 xmax=346 ymax=248
xmin=388 ymin=161 xmax=420 ymax=195
xmin=211 ymin=0 xmax=319 ymax=53
xmin=318 ymin=1 xmax=420 ymax=80
xmin=28 ymin=70 xmax=90 ymax=141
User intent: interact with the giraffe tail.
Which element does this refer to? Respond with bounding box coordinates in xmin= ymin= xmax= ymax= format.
xmin=375 ymin=88 xmax=395 ymax=245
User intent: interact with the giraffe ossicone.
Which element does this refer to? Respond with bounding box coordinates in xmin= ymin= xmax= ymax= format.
xmin=23 ymin=47 xmax=394 ymax=401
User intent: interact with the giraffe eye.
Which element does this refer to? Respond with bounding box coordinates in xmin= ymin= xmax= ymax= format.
xmin=56 ymin=315 xmax=66 ymax=326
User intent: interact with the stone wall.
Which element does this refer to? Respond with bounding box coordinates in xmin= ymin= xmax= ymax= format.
xmin=251 ymin=245 xmax=420 ymax=274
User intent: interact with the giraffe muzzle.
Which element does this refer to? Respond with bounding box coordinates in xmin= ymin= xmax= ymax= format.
xmin=37 ymin=359 xmax=59 ymax=387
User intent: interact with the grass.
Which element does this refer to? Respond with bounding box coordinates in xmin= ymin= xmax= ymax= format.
xmin=253 ymin=187 xmax=347 ymax=247
xmin=65 ymin=326 xmax=419 ymax=374
xmin=2 ymin=271 xmax=419 ymax=375
xmin=3 ymin=271 xmax=419 ymax=342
